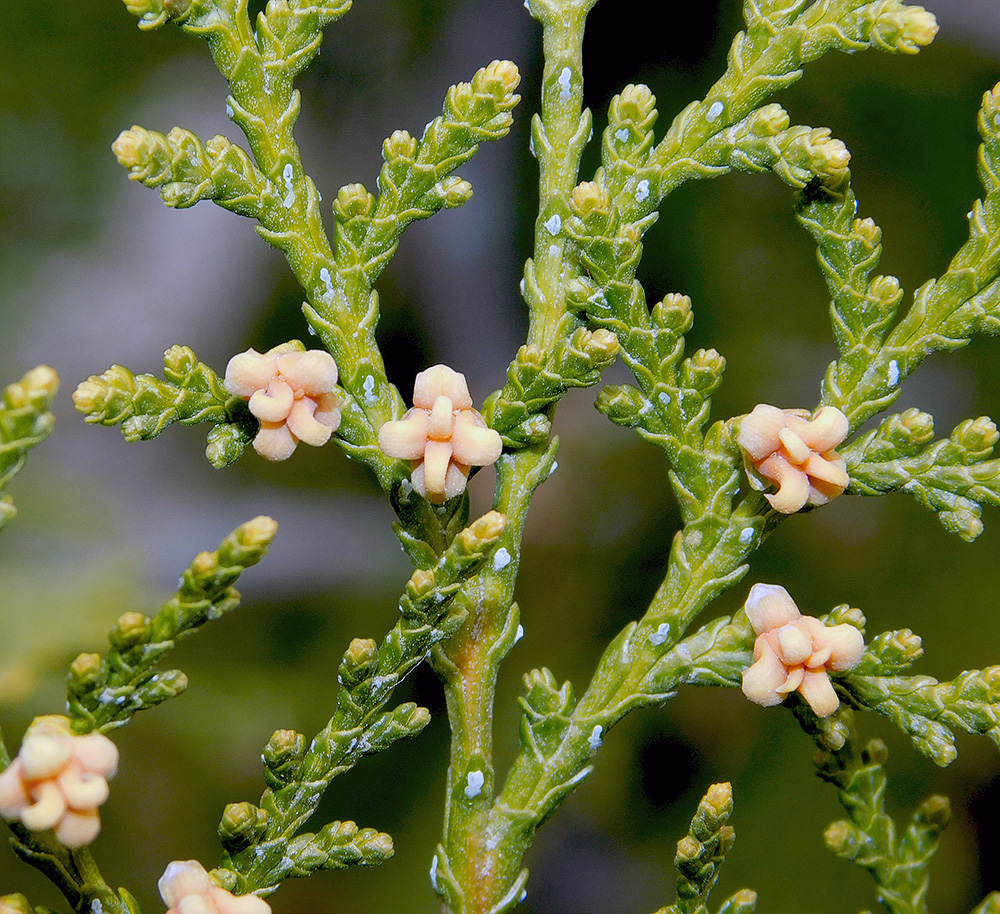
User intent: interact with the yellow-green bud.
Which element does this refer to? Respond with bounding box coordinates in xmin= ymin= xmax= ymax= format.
xmin=955 ymin=417 xmax=999 ymax=458
xmin=862 ymin=738 xmax=889 ymax=766
xmin=163 ymin=345 xmax=198 ymax=384
xmin=459 ymin=511 xmax=507 ymax=553
xmin=652 ymin=293 xmax=694 ymax=333
xmin=218 ymin=801 xmax=269 ymax=851
xmin=69 ymin=652 xmax=104 ymax=692
xmin=516 ymin=345 xmax=544 ymax=368
xmin=917 ymin=795 xmax=951 ymax=830
xmin=407 ymin=568 xmax=436 ymax=599
xmin=595 ymin=385 xmax=648 ymax=427
xmin=703 ymin=781 xmax=732 ymax=817
xmin=675 ymin=835 xmax=701 ymax=863
xmin=262 ymin=729 xmax=306 ymax=788
xmin=577 ymin=328 xmax=619 ymax=362
xmin=435 ymin=176 xmax=474 ymax=208
xmin=109 ymin=612 xmax=152 ymax=650
xmin=383 ymin=130 xmax=417 ymax=163
xmin=824 ymin=820 xmax=858 ymax=856
xmin=339 ymin=638 xmax=378 ymax=688
xmin=829 ymin=605 xmax=866 ymax=631
xmin=869 ymin=274 xmax=901 ymax=305
xmin=898 ymin=7 xmax=938 ymax=52
xmin=238 ymin=516 xmax=279 ymax=549
xmin=334 ymin=183 xmax=375 ymax=221
xmin=476 ymin=60 xmax=520 ymax=99
xmin=611 ymin=83 xmax=657 ymax=129
xmin=753 ymin=103 xmax=790 ymax=137
xmin=570 ymin=181 xmax=611 ymax=219
xmin=16 ymin=366 xmax=59 ymax=402
xmin=682 ymin=349 xmax=726 ymax=393
xmin=191 ymin=551 xmax=219 ymax=578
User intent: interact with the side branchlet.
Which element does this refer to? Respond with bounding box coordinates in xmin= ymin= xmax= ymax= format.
xmin=73 ymin=346 xmax=254 ymax=468
xmin=816 ymin=735 xmax=950 ymax=914
xmin=654 ymin=782 xmax=756 ymax=914
xmin=66 ymin=517 xmax=278 ymax=733
xmin=0 ymin=366 xmax=59 ymax=531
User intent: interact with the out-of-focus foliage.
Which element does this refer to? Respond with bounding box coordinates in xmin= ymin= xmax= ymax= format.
xmin=2 ymin=1 xmax=1000 ymax=913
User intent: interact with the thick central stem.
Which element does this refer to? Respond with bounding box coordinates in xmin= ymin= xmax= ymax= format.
xmin=436 ymin=4 xmax=596 ymax=911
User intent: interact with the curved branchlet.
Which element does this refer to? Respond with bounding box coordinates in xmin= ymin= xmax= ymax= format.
xmin=806 ymin=83 xmax=1000 ymax=429
xmin=216 ymin=512 xmax=506 ymax=895
xmin=66 ymin=517 xmax=278 ymax=734
xmin=0 ymin=366 xmax=59 ymax=531
xmin=843 ymin=409 xmax=1000 ymax=541
xmin=484 ymin=320 xmax=620 ymax=448
xmin=333 ymin=61 xmax=520 ymax=297
xmin=845 ymin=657 xmax=1000 ymax=768
xmin=649 ymin=1 xmax=936 ymax=207
xmin=814 ymin=735 xmax=950 ymax=914
xmin=653 ymin=782 xmax=757 ymax=914
xmin=73 ymin=345 xmax=254 ymax=468
xmin=112 ymin=126 xmax=279 ymax=217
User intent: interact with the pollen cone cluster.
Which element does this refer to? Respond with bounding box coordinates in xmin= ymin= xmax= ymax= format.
xmin=738 ymin=404 xmax=850 ymax=513
xmin=225 ymin=342 xmax=341 ymax=461
xmin=0 ymin=716 xmax=118 ymax=848
xmin=741 ymin=584 xmax=865 ymax=717
xmin=378 ymin=364 xmax=502 ymax=503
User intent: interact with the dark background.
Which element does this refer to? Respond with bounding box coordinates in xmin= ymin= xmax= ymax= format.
xmin=1 ymin=2 xmax=999 ymax=912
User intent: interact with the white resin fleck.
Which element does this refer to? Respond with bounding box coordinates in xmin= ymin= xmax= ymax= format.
xmin=558 ymin=66 xmax=572 ymax=101
xmin=739 ymin=527 xmax=755 ymax=544
xmin=888 ymin=359 xmax=900 ymax=387
xmin=282 ymin=163 xmax=295 ymax=208
xmin=363 ymin=374 xmax=376 ymax=404
xmin=465 ymin=769 xmax=485 ymax=799
xmin=493 ymin=547 xmax=512 ymax=571
xmin=707 ymin=101 xmax=724 ymax=122
xmin=588 ymin=724 xmax=603 ymax=753
xmin=544 ymin=214 xmax=562 ymax=236
xmin=649 ymin=623 xmax=670 ymax=646
xmin=615 ymin=127 xmax=629 ymax=143
xmin=635 ymin=179 xmax=650 ymax=203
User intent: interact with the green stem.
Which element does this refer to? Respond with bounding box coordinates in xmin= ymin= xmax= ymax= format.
xmin=436 ymin=446 xmax=554 ymax=913
xmin=477 ymin=501 xmax=762 ymax=903
xmin=433 ymin=2 xmax=598 ymax=909
xmin=192 ymin=3 xmax=400 ymax=488
xmin=524 ymin=0 xmax=595 ymax=351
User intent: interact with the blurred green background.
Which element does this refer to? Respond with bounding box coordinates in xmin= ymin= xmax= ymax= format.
xmin=2 ymin=1 xmax=1000 ymax=911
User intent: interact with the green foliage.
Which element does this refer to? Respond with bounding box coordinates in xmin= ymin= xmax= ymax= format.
xmin=217 ymin=510 xmax=506 ymax=894
xmin=0 ymin=366 xmax=58 ymax=531
xmin=844 ymin=409 xmax=1000 ymax=540
xmin=654 ymin=782 xmax=757 ymax=914
xmin=334 ymin=61 xmax=521 ymax=291
xmin=816 ymin=737 xmax=950 ymax=914
xmin=804 ymin=81 xmax=1000 ymax=429
xmin=9 ymin=1 xmax=1000 ymax=913
xmin=66 ymin=516 xmax=278 ymax=733
xmin=113 ymin=125 xmax=276 ymax=217
xmin=845 ymin=660 xmax=1000 ymax=767
xmin=73 ymin=345 xmax=252 ymax=467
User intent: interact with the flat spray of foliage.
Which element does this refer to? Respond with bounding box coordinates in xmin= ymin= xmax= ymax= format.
xmin=2 ymin=1 xmax=1000 ymax=913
